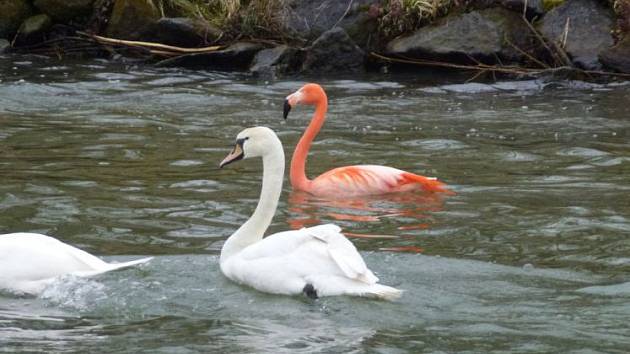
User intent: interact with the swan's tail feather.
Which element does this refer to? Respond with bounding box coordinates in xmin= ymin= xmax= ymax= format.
xmin=74 ymin=257 xmax=154 ymax=277
xmin=362 ymin=284 xmax=403 ymax=301
xmin=103 ymin=257 xmax=153 ymax=272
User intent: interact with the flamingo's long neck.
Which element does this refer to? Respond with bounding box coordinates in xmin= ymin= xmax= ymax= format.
xmin=290 ymin=94 xmax=328 ymax=191
xmin=220 ymin=140 xmax=284 ymax=263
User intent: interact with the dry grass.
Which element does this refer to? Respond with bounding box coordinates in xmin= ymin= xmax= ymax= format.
xmin=612 ymin=0 xmax=630 ymax=38
xmin=378 ymin=0 xmax=466 ymax=39
xmin=151 ymin=0 xmax=287 ymax=39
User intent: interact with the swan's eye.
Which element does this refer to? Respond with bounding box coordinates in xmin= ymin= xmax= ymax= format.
xmin=236 ymin=137 xmax=249 ymax=148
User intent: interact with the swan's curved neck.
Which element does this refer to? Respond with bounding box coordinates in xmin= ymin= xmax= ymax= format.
xmin=290 ymin=94 xmax=328 ymax=191
xmin=220 ymin=144 xmax=285 ymax=263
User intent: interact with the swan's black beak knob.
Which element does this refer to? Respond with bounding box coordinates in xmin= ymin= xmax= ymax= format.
xmin=283 ymin=99 xmax=291 ymax=120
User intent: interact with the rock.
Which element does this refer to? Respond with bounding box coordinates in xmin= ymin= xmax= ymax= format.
xmin=0 ymin=38 xmax=10 ymax=53
xmin=145 ymin=17 xmax=222 ymax=47
xmin=539 ymin=0 xmax=614 ymax=70
xmin=302 ymin=27 xmax=365 ymax=73
xmin=156 ymin=42 xmax=264 ymax=70
xmin=106 ymin=0 xmax=160 ymax=40
xmin=250 ymin=45 xmax=303 ymax=79
xmin=501 ymin=0 xmax=544 ymax=20
xmin=33 ymin=0 xmax=94 ymax=23
xmin=282 ymin=0 xmax=379 ymax=47
xmin=599 ymin=36 xmax=630 ymax=73
xmin=386 ymin=8 xmax=538 ymax=64
xmin=14 ymin=14 xmax=52 ymax=46
xmin=0 ymin=0 xmax=33 ymax=39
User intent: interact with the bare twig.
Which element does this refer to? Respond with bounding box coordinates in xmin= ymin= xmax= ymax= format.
xmin=521 ymin=16 xmax=567 ymax=67
xmin=370 ymin=52 xmax=630 ymax=79
xmin=561 ymin=17 xmax=570 ymax=49
xmin=505 ymin=36 xmax=549 ymax=69
xmin=331 ymin=0 xmax=353 ymax=30
xmin=78 ymin=32 xmax=222 ymax=54
xmin=370 ymin=52 xmax=541 ymax=75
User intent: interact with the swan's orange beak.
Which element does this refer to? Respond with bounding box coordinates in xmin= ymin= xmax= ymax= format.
xmin=220 ymin=142 xmax=244 ymax=168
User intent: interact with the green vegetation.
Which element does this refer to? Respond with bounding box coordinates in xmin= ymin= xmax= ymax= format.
xmin=542 ymin=0 xmax=564 ymax=11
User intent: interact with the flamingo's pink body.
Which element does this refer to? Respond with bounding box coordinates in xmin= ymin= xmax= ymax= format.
xmin=284 ymin=83 xmax=451 ymax=198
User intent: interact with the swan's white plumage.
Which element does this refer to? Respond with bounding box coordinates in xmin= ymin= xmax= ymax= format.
xmin=0 ymin=232 xmax=152 ymax=295
xmin=220 ymin=127 xmax=401 ymax=300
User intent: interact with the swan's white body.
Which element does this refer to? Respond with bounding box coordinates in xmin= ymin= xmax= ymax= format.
xmin=219 ymin=127 xmax=402 ymax=300
xmin=0 ymin=232 xmax=152 ymax=295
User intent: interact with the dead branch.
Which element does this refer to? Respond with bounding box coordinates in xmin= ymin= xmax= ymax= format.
xmin=370 ymin=52 xmax=630 ymax=79
xmin=77 ymin=32 xmax=222 ymax=54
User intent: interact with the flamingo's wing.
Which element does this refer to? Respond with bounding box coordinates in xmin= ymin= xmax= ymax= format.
xmin=313 ymin=166 xmax=398 ymax=194
xmin=313 ymin=165 xmax=449 ymax=195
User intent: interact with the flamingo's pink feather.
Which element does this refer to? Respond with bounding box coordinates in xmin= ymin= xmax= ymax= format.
xmin=308 ymin=165 xmax=451 ymax=197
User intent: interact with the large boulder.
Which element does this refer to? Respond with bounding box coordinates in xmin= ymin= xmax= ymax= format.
xmin=599 ymin=36 xmax=630 ymax=73
xmin=14 ymin=14 xmax=52 ymax=46
xmin=538 ymin=0 xmax=614 ymax=70
xmin=0 ymin=0 xmax=33 ymax=39
xmin=34 ymin=0 xmax=95 ymax=23
xmin=282 ymin=0 xmax=379 ymax=47
xmin=249 ymin=45 xmax=303 ymax=79
xmin=145 ymin=18 xmax=222 ymax=47
xmin=386 ymin=7 xmax=538 ymax=64
xmin=501 ymin=0 xmax=544 ymax=20
xmin=155 ymin=42 xmax=264 ymax=70
xmin=106 ymin=0 xmax=160 ymax=40
xmin=302 ymin=27 xmax=365 ymax=73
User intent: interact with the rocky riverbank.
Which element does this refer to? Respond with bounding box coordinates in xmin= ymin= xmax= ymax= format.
xmin=1 ymin=0 xmax=629 ymax=79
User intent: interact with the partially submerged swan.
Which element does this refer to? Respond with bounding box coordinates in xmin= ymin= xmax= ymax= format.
xmin=0 ymin=233 xmax=152 ymax=295
xmin=219 ymin=127 xmax=402 ymax=300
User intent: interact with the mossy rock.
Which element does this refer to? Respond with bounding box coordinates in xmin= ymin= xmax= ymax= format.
xmin=106 ymin=0 xmax=160 ymax=40
xmin=34 ymin=0 xmax=95 ymax=23
xmin=0 ymin=38 xmax=10 ymax=52
xmin=543 ymin=0 xmax=565 ymax=11
xmin=15 ymin=14 xmax=52 ymax=45
xmin=146 ymin=17 xmax=222 ymax=47
xmin=0 ymin=0 xmax=33 ymax=39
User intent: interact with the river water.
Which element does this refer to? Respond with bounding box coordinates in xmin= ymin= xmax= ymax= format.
xmin=1 ymin=55 xmax=629 ymax=353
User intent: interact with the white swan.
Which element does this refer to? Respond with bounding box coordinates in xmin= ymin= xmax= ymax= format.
xmin=0 ymin=232 xmax=152 ymax=295
xmin=219 ymin=127 xmax=402 ymax=300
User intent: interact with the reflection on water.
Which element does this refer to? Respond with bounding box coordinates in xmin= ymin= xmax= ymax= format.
xmin=287 ymin=190 xmax=444 ymax=250
xmin=1 ymin=55 xmax=630 ymax=352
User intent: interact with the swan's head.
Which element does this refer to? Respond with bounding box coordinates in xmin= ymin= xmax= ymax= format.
xmin=219 ymin=127 xmax=281 ymax=168
xmin=283 ymin=83 xmax=327 ymax=119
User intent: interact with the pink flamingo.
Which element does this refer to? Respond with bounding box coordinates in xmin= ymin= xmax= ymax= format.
xmin=283 ymin=83 xmax=452 ymax=198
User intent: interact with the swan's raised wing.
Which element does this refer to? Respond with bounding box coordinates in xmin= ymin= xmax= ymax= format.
xmin=306 ymin=224 xmax=378 ymax=284
xmin=236 ymin=224 xmax=378 ymax=285
xmin=237 ymin=228 xmax=314 ymax=261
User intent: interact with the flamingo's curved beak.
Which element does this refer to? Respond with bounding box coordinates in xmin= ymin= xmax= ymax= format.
xmin=284 ymin=91 xmax=301 ymax=120
xmin=220 ymin=140 xmax=245 ymax=168
xmin=283 ymin=99 xmax=292 ymax=120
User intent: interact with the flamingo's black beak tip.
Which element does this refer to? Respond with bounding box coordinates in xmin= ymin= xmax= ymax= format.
xmin=283 ymin=99 xmax=291 ymax=120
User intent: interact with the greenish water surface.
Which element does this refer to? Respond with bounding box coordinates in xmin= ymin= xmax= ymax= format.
xmin=1 ymin=55 xmax=629 ymax=353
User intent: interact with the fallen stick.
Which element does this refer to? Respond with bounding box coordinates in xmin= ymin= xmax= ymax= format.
xmin=370 ymin=52 xmax=630 ymax=79
xmin=77 ymin=31 xmax=222 ymax=54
